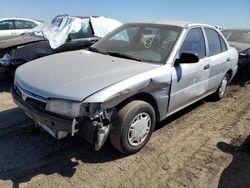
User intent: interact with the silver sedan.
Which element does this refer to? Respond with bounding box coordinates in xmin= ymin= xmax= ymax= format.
xmin=12 ymin=20 xmax=238 ymax=154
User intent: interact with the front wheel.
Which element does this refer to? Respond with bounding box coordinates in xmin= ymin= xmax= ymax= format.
xmin=212 ymin=73 xmax=229 ymax=100
xmin=110 ymin=100 xmax=155 ymax=155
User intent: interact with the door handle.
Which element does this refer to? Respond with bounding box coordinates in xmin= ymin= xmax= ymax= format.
xmin=226 ymin=58 xmax=231 ymax=63
xmin=204 ymin=64 xmax=210 ymax=70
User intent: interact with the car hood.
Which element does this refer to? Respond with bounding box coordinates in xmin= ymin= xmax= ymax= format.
xmin=0 ymin=34 xmax=45 ymax=49
xmin=228 ymin=41 xmax=250 ymax=52
xmin=15 ymin=50 xmax=159 ymax=101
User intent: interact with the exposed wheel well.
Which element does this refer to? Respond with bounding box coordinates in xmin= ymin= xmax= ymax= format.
xmin=227 ymin=69 xmax=233 ymax=80
xmin=115 ymin=92 xmax=160 ymax=122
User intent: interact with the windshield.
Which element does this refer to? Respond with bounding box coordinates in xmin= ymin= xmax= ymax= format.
xmin=222 ymin=30 xmax=250 ymax=44
xmin=92 ymin=24 xmax=182 ymax=64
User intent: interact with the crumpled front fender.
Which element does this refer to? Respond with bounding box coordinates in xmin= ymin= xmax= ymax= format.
xmin=83 ymin=65 xmax=172 ymax=121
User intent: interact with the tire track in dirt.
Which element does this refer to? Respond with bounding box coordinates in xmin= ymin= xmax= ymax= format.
xmin=141 ymin=86 xmax=250 ymax=188
xmin=69 ymin=85 xmax=250 ymax=188
xmin=0 ymin=85 xmax=250 ymax=188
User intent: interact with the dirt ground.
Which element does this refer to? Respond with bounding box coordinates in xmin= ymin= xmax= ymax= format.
xmin=0 ymin=76 xmax=250 ymax=188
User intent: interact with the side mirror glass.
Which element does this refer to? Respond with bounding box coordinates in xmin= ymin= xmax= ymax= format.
xmin=178 ymin=52 xmax=199 ymax=64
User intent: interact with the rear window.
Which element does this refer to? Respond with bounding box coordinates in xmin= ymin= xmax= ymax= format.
xmin=222 ymin=30 xmax=250 ymax=44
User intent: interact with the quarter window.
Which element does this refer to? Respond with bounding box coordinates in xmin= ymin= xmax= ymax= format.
xmin=220 ymin=36 xmax=227 ymax=52
xmin=205 ymin=28 xmax=222 ymax=56
xmin=180 ymin=28 xmax=206 ymax=59
xmin=0 ymin=20 xmax=16 ymax=30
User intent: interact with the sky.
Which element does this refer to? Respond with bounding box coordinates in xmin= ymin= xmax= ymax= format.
xmin=1 ymin=0 xmax=250 ymax=28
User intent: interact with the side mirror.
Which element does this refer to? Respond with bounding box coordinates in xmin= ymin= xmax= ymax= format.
xmin=178 ymin=52 xmax=199 ymax=64
xmin=66 ymin=35 xmax=72 ymax=42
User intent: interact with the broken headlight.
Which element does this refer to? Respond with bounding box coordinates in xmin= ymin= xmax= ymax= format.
xmin=46 ymin=99 xmax=85 ymax=118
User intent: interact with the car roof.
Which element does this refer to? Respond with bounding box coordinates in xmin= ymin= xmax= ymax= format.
xmin=127 ymin=20 xmax=213 ymax=28
xmin=0 ymin=17 xmax=41 ymax=23
xmin=139 ymin=20 xmax=191 ymax=27
xmin=72 ymin=16 xmax=101 ymax=19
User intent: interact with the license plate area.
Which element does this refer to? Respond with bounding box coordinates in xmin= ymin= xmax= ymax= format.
xmin=37 ymin=122 xmax=68 ymax=139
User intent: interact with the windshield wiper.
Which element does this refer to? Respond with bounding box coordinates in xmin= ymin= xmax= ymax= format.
xmin=106 ymin=52 xmax=142 ymax=62
xmin=88 ymin=47 xmax=108 ymax=55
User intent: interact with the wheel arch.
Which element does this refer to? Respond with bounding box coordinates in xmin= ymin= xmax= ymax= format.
xmin=226 ymin=69 xmax=233 ymax=80
xmin=115 ymin=92 xmax=160 ymax=122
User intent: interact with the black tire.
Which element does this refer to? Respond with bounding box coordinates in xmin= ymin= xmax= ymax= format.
xmin=110 ymin=100 xmax=155 ymax=155
xmin=212 ymin=73 xmax=229 ymax=100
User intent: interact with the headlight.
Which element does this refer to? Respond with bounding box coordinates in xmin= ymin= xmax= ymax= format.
xmin=46 ymin=99 xmax=85 ymax=117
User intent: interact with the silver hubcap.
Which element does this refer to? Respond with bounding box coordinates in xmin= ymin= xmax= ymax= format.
xmin=219 ymin=76 xmax=228 ymax=97
xmin=128 ymin=112 xmax=151 ymax=147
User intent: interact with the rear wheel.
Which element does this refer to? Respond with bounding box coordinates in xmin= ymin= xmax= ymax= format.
xmin=110 ymin=100 xmax=155 ymax=155
xmin=212 ymin=73 xmax=229 ymax=100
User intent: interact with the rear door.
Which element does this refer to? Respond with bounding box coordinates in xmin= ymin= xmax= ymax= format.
xmin=203 ymin=28 xmax=229 ymax=93
xmin=16 ymin=20 xmax=37 ymax=35
xmin=168 ymin=27 xmax=211 ymax=115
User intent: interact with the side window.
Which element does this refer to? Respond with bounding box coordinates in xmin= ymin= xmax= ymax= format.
xmin=219 ymin=36 xmax=227 ymax=52
xmin=0 ymin=20 xmax=16 ymax=30
xmin=205 ymin=28 xmax=222 ymax=56
xmin=180 ymin=28 xmax=206 ymax=59
xmin=17 ymin=20 xmax=35 ymax=29
xmin=68 ymin=21 xmax=93 ymax=39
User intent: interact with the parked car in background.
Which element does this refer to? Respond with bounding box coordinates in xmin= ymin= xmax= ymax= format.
xmin=215 ymin=26 xmax=223 ymax=31
xmin=0 ymin=18 xmax=41 ymax=37
xmin=12 ymin=20 xmax=238 ymax=155
xmin=0 ymin=15 xmax=122 ymax=74
xmin=222 ymin=29 xmax=250 ymax=85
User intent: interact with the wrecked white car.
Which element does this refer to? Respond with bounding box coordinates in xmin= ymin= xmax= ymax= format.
xmin=0 ymin=17 xmax=41 ymax=37
xmin=12 ymin=21 xmax=238 ymax=154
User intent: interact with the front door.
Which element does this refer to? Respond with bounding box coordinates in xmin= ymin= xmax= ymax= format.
xmin=0 ymin=20 xmax=17 ymax=36
xmin=168 ymin=27 xmax=210 ymax=115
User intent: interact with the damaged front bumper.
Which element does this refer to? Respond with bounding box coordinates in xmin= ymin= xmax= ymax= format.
xmin=11 ymin=86 xmax=114 ymax=150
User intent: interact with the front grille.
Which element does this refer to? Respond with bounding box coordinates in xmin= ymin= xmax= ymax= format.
xmin=15 ymin=84 xmax=47 ymax=112
xmin=26 ymin=97 xmax=46 ymax=112
xmin=13 ymin=84 xmax=73 ymax=121
xmin=15 ymin=86 xmax=22 ymax=97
